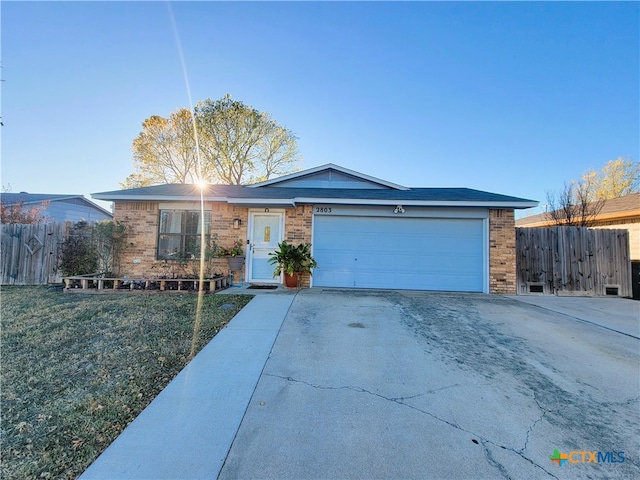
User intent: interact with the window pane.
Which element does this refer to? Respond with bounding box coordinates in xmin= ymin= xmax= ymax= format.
xmin=184 ymin=211 xmax=200 ymax=235
xmin=186 ymin=235 xmax=212 ymax=259
xmin=158 ymin=234 xmax=182 ymax=259
xmin=158 ymin=210 xmax=211 ymax=260
xmin=160 ymin=211 xmax=183 ymax=234
xmin=183 ymin=211 xmax=211 ymax=234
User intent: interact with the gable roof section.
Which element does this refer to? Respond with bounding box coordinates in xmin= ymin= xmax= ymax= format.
xmin=516 ymin=192 xmax=640 ymax=226
xmin=249 ymin=164 xmax=409 ymax=190
xmin=1 ymin=193 xmax=113 ymax=217
xmin=93 ymin=183 xmax=537 ymax=209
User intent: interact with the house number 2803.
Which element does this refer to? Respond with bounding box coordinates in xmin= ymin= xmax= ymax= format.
xmin=315 ymin=207 xmax=332 ymax=213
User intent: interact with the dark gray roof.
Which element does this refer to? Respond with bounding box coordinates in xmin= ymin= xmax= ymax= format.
xmin=93 ymin=184 xmax=537 ymax=208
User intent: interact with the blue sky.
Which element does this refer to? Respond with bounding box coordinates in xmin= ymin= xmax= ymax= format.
xmin=2 ymin=1 xmax=638 ymax=216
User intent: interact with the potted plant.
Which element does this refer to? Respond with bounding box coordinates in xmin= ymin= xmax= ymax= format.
xmin=220 ymin=240 xmax=245 ymax=271
xmin=268 ymin=241 xmax=318 ymax=288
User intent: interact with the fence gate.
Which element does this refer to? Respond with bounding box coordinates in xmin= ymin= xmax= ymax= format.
xmin=516 ymin=227 xmax=632 ymax=297
xmin=1 ymin=222 xmax=69 ymax=285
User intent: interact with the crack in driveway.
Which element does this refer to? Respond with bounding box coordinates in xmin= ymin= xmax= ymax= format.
xmin=265 ymin=373 xmax=559 ymax=479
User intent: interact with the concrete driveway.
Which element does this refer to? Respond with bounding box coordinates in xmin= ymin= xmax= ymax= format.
xmin=220 ymin=290 xmax=639 ymax=479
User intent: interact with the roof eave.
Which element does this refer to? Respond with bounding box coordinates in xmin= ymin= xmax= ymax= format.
xmin=92 ymin=194 xmax=229 ymax=203
xmin=5 ymin=194 xmax=84 ymax=206
xmin=226 ymin=199 xmax=296 ymax=207
xmin=94 ymin=194 xmax=537 ymax=209
xmin=293 ymin=198 xmax=539 ymax=209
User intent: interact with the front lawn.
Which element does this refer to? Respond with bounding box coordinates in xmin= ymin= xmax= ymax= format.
xmin=0 ymin=287 xmax=252 ymax=479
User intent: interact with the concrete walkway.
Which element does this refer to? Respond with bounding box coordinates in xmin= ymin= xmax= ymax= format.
xmin=508 ymin=294 xmax=639 ymax=338
xmin=80 ymin=291 xmax=296 ymax=480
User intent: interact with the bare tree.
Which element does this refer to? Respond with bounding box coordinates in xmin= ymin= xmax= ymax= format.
xmin=545 ymin=181 xmax=604 ymax=227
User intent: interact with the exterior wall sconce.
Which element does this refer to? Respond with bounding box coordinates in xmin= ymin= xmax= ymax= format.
xmin=394 ymin=205 xmax=405 ymax=214
xmin=233 ymin=218 xmax=242 ymax=229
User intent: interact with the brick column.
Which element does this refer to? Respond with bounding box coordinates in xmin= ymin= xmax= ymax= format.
xmin=284 ymin=205 xmax=314 ymax=287
xmin=489 ymin=209 xmax=516 ymax=294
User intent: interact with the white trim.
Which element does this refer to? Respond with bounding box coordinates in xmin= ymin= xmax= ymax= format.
xmin=158 ymin=202 xmax=210 ymax=210
xmin=312 ymin=205 xmax=489 ymax=219
xmin=96 ymin=193 xmax=536 ymax=209
xmin=294 ymin=198 xmax=538 ymax=209
xmin=310 ymin=213 xmax=316 ymax=288
xmin=95 ymin=195 xmax=537 ymax=210
xmin=246 ymin=210 xmax=285 ymax=284
xmin=248 ymin=163 xmax=410 ymax=190
xmin=228 ymin=199 xmax=296 ymax=207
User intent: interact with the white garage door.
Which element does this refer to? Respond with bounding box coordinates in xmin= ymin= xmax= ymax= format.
xmin=312 ymin=216 xmax=485 ymax=292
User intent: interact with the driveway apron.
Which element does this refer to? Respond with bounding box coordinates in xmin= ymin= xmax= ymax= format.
xmin=219 ymin=290 xmax=639 ymax=480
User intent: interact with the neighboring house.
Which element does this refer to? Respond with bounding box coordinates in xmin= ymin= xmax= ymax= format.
xmin=92 ymin=164 xmax=537 ymax=293
xmin=516 ymin=192 xmax=640 ymax=261
xmin=0 ymin=193 xmax=113 ymax=223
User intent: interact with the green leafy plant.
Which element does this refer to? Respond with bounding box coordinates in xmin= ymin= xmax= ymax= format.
xmin=176 ymin=235 xmax=222 ymax=278
xmin=93 ymin=220 xmax=132 ymax=276
xmin=58 ymin=221 xmax=98 ymax=276
xmin=268 ymin=241 xmax=317 ymax=276
xmin=59 ymin=220 xmax=133 ymax=277
xmin=219 ymin=239 xmax=245 ymax=257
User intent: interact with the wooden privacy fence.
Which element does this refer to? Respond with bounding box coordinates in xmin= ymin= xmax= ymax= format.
xmin=516 ymin=227 xmax=632 ymax=297
xmin=1 ymin=222 xmax=69 ymax=285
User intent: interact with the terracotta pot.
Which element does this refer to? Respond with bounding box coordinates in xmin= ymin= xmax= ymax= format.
xmin=284 ymin=272 xmax=299 ymax=288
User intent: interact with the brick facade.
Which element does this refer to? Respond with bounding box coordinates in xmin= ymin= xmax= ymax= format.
xmin=115 ymin=201 xmax=516 ymax=292
xmin=113 ymin=201 xmax=159 ymax=277
xmin=488 ymin=208 xmax=516 ymax=294
xmin=284 ymin=205 xmax=314 ymax=287
xmin=114 ymin=201 xmax=248 ymax=279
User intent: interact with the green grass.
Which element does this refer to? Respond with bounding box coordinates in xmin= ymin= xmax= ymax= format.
xmin=0 ymin=287 xmax=253 ymax=480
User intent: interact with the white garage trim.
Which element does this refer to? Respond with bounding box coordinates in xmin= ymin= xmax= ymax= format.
xmin=312 ymin=205 xmax=489 ymax=219
xmin=311 ymin=207 xmax=488 ymax=293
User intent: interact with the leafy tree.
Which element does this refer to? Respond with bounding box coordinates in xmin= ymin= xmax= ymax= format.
xmin=582 ymin=157 xmax=639 ymax=201
xmin=122 ymin=108 xmax=207 ymax=189
xmin=195 ymin=95 xmax=301 ymax=184
xmin=122 ymin=95 xmax=301 ymax=188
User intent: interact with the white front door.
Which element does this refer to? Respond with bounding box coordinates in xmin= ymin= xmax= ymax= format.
xmin=247 ymin=211 xmax=284 ymax=283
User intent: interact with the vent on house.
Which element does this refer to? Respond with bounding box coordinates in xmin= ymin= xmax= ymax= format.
xmin=605 ymin=286 xmax=619 ymax=296
xmin=526 ymin=282 xmax=545 ymax=294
